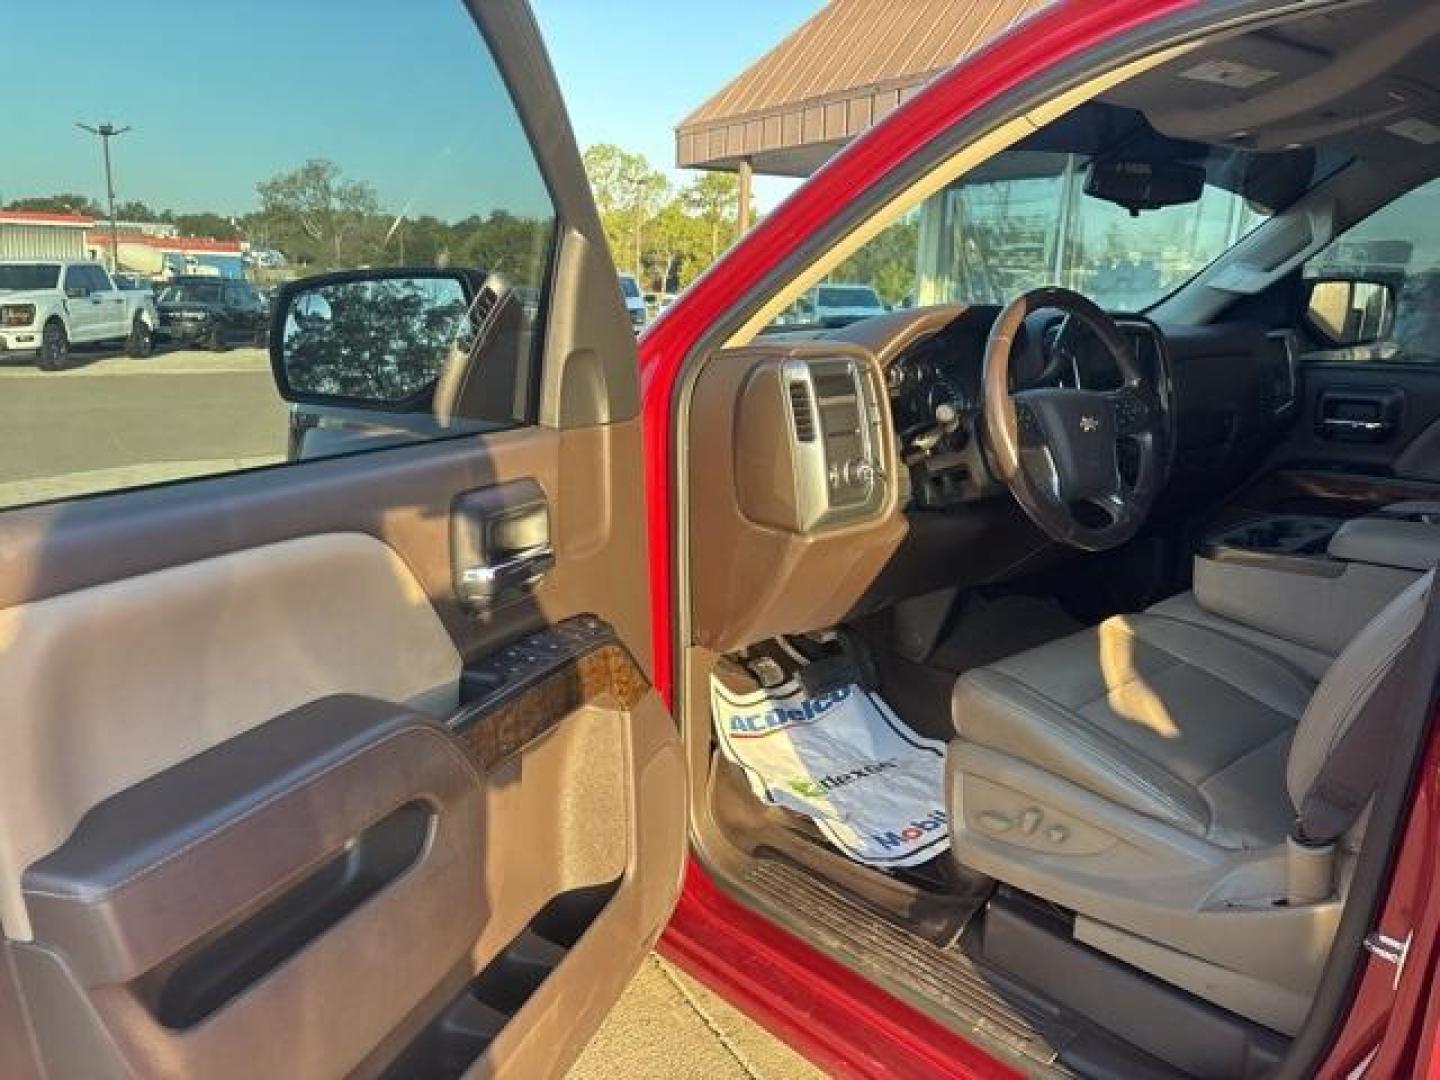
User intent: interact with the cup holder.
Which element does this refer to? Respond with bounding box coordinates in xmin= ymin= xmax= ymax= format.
xmin=1208 ymin=514 xmax=1341 ymax=556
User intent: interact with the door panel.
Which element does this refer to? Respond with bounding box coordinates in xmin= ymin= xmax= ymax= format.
xmin=63 ymin=267 xmax=98 ymax=341
xmin=0 ymin=532 xmax=463 ymax=941
xmin=1269 ymin=362 xmax=1440 ymax=483
xmin=0 ymin=419 xmax=680 ymax=1078
xmin=0 ymin=0 xmax=680 ymax=1073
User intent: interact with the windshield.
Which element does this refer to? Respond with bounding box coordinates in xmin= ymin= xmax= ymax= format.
xmin=618 ymin=275 xmax=640 ymax=299
xmin=931 ymin=150 xmax=1273 ymax=312
xmin=765 ymin=136 xmax=1347 ymax=332
xmin=0 ymin=264 xmax=60 ymax=291
xmin=159 ymin=282 xmax=223 ymax=304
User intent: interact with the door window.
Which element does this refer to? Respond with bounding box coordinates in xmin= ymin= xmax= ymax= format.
xmin=1303 ymin=179 xmax=1440 ymax=363
xmin=62 ymin=265 xmax=90 ymax=296
xmin=3 ymin=0 xmax=558 ymax=508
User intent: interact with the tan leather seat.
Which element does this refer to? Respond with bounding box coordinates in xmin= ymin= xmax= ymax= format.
xmin=955 ymin=611 xmax=1312 ymax=851
xmin=948 ymin=572 xmax=1432 ymax=1034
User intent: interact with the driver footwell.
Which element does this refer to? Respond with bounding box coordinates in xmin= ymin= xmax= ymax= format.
xmin=710 ymin=637 xmax=951 ymax=869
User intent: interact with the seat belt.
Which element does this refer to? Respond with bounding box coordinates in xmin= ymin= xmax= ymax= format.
xmin=1294 ymin=575 xmax=1440 ymax=848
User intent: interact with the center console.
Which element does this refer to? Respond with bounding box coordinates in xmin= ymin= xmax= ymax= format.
xmin=1189 ymin=505 xmax=1440 ymax=659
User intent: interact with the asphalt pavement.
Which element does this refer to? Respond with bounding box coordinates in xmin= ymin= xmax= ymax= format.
xmin=0 ymin=345 xmax=287 ymax=505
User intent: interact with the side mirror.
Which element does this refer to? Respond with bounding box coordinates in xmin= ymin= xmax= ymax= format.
xmin=270 ymin=268 xmax=482 ymax=410
xmin=1304 ymin=276 xmax=1397 ymax=349
xmin=66 ymin=286 xmax=88 ymax=299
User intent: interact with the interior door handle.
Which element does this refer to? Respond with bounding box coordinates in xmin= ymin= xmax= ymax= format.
xmin=458 ymin=545 xmax=555 ymax=607
xmin=1320 ymin=418 xmax=1387 ymax=434
xmin=451 ymin=479 xmax=553 ymax=610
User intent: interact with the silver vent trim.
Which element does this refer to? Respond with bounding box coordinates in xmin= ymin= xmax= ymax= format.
xmin=788 ymin=380 xmax=817 ymax=442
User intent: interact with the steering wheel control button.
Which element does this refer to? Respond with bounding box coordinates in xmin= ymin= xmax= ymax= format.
xmin=1018 ymin=807 xmax=1043 ymax=835
xmin=1115 ymin=390 xmax=1147 ymax=434
xmin=1016 ymin=403 xmax=1044 ymax=444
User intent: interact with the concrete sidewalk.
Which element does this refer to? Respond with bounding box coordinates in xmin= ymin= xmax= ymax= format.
xmin=568 ymin=955 xmax=823 ymax=1079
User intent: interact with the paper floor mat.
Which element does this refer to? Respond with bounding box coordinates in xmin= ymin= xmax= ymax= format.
xmin=710 ymin=668 xmax=950 ymax=867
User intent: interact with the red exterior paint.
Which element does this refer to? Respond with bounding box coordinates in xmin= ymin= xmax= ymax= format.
xmin=656 ymin=862 xmax=1027 ymax=1080
xmin=89 ymin=232 xmax=244 ymax=254
xmin=639 ymin=0 xmax=1440 ymax=1074
xmin=1317 ymin=715 xmax=1440 ymax=1079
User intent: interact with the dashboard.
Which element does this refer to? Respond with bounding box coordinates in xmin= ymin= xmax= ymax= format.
xmin=838 ymin=305 xmax=1171 ymax=510
xmin=685 ymin=300 xmax=1301 ymax=652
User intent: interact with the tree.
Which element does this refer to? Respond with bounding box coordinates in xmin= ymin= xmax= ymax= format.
xmin=682 ymin=172 xmax=744 ymax=262
xmin=832 ymin=214 xmax=920 ymax=307
xmin=3 ymin=193 xmax=101 ymax=215
xmin=284 ymin=277 xmax=467 ymax=401
xmin=255 ymin=159 xmax=380 ymax=269
xmin=582 ymin=144 xmax=669 ymax=276
xmin=173 ymin=212 xmax=241 ymax=240
xmin=641 ymin=201 xmax=695 ymax=294
xmin=450 ymin=210 xmax=551 ymax=286
xmin=114 ymin=200 xmax=163 ymax=222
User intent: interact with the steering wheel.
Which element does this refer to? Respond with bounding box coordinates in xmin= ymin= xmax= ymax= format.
xmin=982 ymin=286 xmax=1168 ymax=552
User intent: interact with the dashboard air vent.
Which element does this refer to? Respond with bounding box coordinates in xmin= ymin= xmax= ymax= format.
xmin=788 ymin=381 xmax=817 ymax=442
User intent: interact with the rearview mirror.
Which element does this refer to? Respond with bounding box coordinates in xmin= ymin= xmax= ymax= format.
xmin=1304 ymin=276 xmax=1396 ymax=349
xmin=270 ymin=269 xmax=478 ymax=409
xmin=1085 ymin=159 xmax=1205 ymax=215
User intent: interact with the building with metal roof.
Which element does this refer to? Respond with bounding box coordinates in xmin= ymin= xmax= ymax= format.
xmin=675 ymin=0 xmax=1051 ymax=226
xmin=0 ymin=212 xmax=95 ymax=261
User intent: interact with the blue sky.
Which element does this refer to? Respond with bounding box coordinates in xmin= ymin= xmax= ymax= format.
xmin=532 ymin=0 xmax=821 ymax=207
xmin=2 ymin=1 xmax=820 ymax=221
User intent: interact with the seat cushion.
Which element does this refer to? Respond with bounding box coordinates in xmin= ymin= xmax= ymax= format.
xmin=952 ymin=611 xmax=1318 ymax=848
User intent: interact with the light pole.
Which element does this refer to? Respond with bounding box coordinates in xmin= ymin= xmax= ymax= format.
xmin=75 ymin=121 xmax=131 ymax=272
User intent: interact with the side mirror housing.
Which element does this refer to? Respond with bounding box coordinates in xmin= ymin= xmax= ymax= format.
xmin=1303 ymin=275 xmax=1397 ymax=349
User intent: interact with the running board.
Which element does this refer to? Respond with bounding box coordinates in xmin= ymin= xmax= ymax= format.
xmin=742 ymin=854 xmax=1182 ymax=1078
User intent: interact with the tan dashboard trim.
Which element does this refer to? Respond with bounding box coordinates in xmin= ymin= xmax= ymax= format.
xmin=826 ymin=304 xmax=969 ymax=369
xmin=689 ymin=342 xmax=906 ymax=653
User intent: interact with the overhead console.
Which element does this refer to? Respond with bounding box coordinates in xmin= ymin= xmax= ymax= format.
xmin=689 ymin=342 xmax=905 ymax=653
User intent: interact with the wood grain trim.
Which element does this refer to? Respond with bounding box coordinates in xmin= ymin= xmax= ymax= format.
xmin=450 ymin=644 xmax=649 ymax=771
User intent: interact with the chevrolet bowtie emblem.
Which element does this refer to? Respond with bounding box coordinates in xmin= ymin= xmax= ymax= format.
xmin=1080 ymin=415 xmax=1100 ymax=433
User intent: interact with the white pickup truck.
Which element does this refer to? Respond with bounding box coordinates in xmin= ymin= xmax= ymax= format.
xmin=0 ymin=260 xmax=159 ymax=370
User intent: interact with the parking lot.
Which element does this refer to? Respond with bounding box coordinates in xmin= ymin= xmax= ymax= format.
xmin=0 ymin=345 xmax=288 ymax=506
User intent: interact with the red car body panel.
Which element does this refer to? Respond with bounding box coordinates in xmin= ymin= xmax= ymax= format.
xmin=637 ymin=0 xmax=1440 ymax=1073
xmin=1318 ymin=724 xmax=1440 ymax=1079
xmin=658 ymin=861 xmax=1026 ymax=1080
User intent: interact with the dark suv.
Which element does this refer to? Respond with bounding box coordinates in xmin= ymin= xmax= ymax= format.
xmin=156 ymin=276 xmax=269 ymax=350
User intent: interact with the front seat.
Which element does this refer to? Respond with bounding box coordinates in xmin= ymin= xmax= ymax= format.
xmin=948 ymin=571 xmax=1432 ymax=1035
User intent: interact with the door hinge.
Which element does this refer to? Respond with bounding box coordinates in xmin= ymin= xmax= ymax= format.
xmin=1363 ymin=929 xmax=1412 ymax=989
